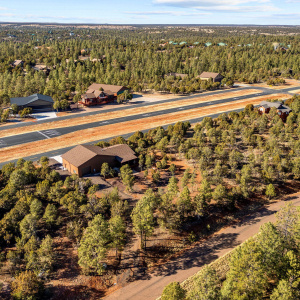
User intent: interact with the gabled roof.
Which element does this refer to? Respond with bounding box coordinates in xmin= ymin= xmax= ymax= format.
xmin=10 ymin=94 xmax=54 ymax=106
xmin=259 ymin=101 xmax=292 ymax=112
xmin=87 ymin=83 xmax=126 ymax=95
xmin=62 ymin=144 xmax=137 ymax=168
xmin=13 ymin=60 xmax=23 ymax=66
xmin=199 ymin=72 xmax=222 ymax=79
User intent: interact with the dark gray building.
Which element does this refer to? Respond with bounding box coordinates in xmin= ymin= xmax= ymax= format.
xmin=10 ymin=94 xmax=54 ymax=111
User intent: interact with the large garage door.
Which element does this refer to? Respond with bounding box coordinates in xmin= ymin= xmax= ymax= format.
xmin=81 ymin=166 xmax=91 ymax=176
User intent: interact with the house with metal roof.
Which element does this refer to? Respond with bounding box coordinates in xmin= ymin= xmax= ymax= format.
xmin=205 ymin=42 xmax=212 ymax=47
xmin=258 ymin=101 xmax=291 ymax=121
xmin=198 ymin=72 xmax=223 ymax=83
xmin=62 ymin=144 xmax=137 ymax=177
xmin=10 ymin=94 xmax=54 ymax=111
xmin=218 ymin=43 xmax=227 ymax=46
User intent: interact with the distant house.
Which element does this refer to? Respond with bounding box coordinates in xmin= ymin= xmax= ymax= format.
xmin=205 ymin=42 xmax=212 ymax=47
xmin=12 ymin=60 xmax=24 ymax=68
xmin=32 ymin=64 xmax=50 ymax=75
xmin=10 ymin=93 xmax=54 ymax=112
xmin=198 ymin=72 xmax=223 ymax=83
xmin=273 ymin=42 xmax=280 ymax=50
xmin=218 ymin=43 xmax=227 ymax=46
xmin=258 ymin=101 xmax=291 ymax=121
xmin=62 ymin=144 xmax=137 ymax=177
xmin=81 ymin=83 xmax=128 ymax=106
xmin=165 ymin=73 xmax=188 ymax=79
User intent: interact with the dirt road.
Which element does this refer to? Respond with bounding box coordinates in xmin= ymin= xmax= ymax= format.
xmin=104 ymin=195 xmax=300 ymax=300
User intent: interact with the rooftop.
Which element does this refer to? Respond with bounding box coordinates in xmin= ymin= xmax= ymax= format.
xmin=199 ymin=72 xmax=222 ymax=79
xmin=10 ymin=93 xmax=54 ymax=106
xmin=62 ymin=144 xmax=137 ymax=168
xmin=259 ymin=101 xmax=292 ymax=113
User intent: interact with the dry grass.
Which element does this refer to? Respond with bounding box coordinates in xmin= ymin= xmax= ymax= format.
xmin=0 ymin=94 xmax=291 ymax=163
xmin=251 ymin=79 xmax=300 ymax=90
xmin=290 ymin=89 xmax=300 ymax=94
xmin=0 ymin=89 xmax=261 ymax=138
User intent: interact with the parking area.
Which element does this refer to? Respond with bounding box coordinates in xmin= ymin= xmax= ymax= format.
xmin=32 ymin=111 xmax=57 ymax=121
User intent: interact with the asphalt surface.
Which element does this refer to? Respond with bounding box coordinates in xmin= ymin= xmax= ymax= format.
xmin=104 ymin=195 xmax=300 ymax=300
xmin=0 ymin=85 xmax=298 ymax=168
xmin=0 ymin=86 xmax=258 ymax=131
xmin=0 ymin=90 xmax=271 ymax=149
xmin=0 ymin=109 xmax=245 ymax=168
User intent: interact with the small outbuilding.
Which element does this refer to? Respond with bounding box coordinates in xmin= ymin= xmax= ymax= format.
xmin=12 ymin=60 xmax=24 ymax=68
xmin=10 ymin=93 xmax=54 ymax=112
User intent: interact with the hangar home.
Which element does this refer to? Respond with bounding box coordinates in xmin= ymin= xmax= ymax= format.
xmin=10 ymin=93 xmax=54 ymax=112
xmin=62 ymin=144 xmax=137 ymax=177
xmin=198 ymin=72 xmax=223 ymax=83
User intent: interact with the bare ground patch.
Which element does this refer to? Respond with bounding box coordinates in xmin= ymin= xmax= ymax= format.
xmin=250 ymin=79 xmax=300 ymax=90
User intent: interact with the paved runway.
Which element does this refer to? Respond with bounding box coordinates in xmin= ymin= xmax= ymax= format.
xmin=0 ymin=85 xmax=298 ymax=168
xmin=0 ymin=109 xmax=246 ymax=168
xmin=0 ymin=87 xmax=252 ymax=131
xmin=0 ymin=89 xmax=274 ymax=149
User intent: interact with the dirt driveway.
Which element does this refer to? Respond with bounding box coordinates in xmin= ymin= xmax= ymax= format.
xmin=104 ymin=195 xmax=300 ymax=300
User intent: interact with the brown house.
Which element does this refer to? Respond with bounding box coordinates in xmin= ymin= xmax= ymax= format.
xmin=81 ymin=83 xmax=128 ymax=106
xmin=198 ymin=72 xmax=223 ymax=83
xmin=62 ymin=144 xmax=137 ymax=177
xmin=258 ymin=101 xmax=292 ymax=121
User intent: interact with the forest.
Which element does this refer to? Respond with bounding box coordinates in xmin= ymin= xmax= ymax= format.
xmin=0 ymin=25 xmax=300 ymax=108
xmin=161 ymin=203 xmax=300 ymax=300
xmin=0 ymin=93 xmax=300 ymax=298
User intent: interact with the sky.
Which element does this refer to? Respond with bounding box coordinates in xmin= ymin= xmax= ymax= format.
xmin=1 ymin=0 xmax=300 ymax=25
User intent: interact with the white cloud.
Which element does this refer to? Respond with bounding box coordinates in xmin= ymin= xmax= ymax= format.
xmin=153 ymin=0 xmax=270 ymax=7
xmin=152 ymin=0 xmax=279 ymax=13
xmin=196 ymin=4 xmax=277 ymax=12
xmin=271 ymin=13 xmax=300 ymax=18
xmin=0 ymin=13 xmax=17 ymax=17
xmin=125 ymin=11 xmax=210 ymax=16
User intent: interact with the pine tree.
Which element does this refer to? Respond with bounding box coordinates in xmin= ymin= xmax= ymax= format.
xmin=78 ymin=214 xmax=111 ymax=275
xmin=131 ymin=197 xmax=154 ymax=250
